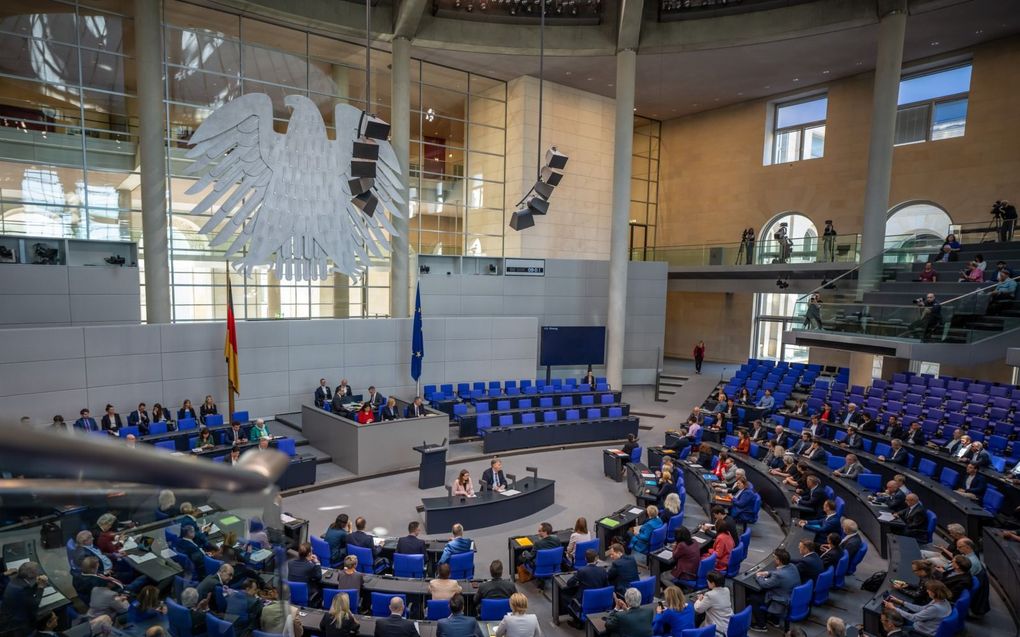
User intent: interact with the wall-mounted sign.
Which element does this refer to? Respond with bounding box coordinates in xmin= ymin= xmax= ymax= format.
xmin=505 ymin=258 xmax=545 ymax=277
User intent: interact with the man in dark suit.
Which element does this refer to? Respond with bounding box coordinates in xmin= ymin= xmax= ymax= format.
xmin=197 ymin=563 xmax=234 ymax=611
xmin=839 ymin=403 xmax=863 ymax=427
xmin=396 ymin=521 xmax=428 ymax=555
xmin=773 ymin=425 xmax=795 ymax=450
xmin=437 ymin=594 xmax=483 ymax=637
xmin=885 ymin=415 xmax=905 ymax=440
xmin=73 ymin=408 xmax=99 ymax=432
xmin=896 ymin=494 xmax=929 ymax=542
xmin=100 ymin=404 xmax=122 ymax=431
xmin=840 ymin=426 xmax=863 ymax=450
xmin=476 ymin=560 xmax=517 ymax=601
xmin=606 ymin=543 xmax=638 ymax=596
xmin=819 ymin=533 xmax=844 ymax=570
xmin=729 ymin=477 xmax=757 ymax=527
xmin=806 ymin=416 xmax=828 ymax=440
xmin=790 ymin=433 xmax=811 ymax=456
xmin=314 ymin=379 xmax=332 ymax=408
xmin=799 ymin=500 xmax=841 ymax=544
xmin=367 ymin=386 xmax=384 ymax=407
xmin=335 ymin=379 xmax=353 ymax=399
xmin=839 ymin=522 xmax=863 ymax=564
xmin=793 ymin=540 xmax=823 ymax=584
xmin=749 ymin=420 xmax=768 ymax=442
xmin=566 ymin=549 xmax=609 ymax=613
xmin=224 ymin=420 xmax=246 ymax=446
xmin=374 ymin=596 xmax=417 ymax=637
xmin=968 ymin=442 xmax=992 ymax=469
xmin=604 ymin=587 xmax=653 ymax=637
xmin=72 ymin=556 xmax=122 ymax=605
xmin=521 ymin=522 xmax=562 ymax=574
xmin=348 ymin=517 xmax=381 ymax=557
xmin=175 ymin=525 xmax=206 ymax=574
xmin=872 ymin=480 xmax=907 ymax=512
xmin=0 ymin=562 xmax=47 ymax=636
xmin=405 ymin=397 xmax=426 ymax=418
xmin=481 ymin=458 xmax=508 ymax=492
xmin=881 ymin=439 xmax=910 ymax=466
xmin=956 ymin=463 xmax=987 ymax=500
xmin=749 ymin=549 xmax=800 ymax=630
xmin=128 ymin=403 xmax=150 ymax=432
xmin=287 ymin=542 xmax=323 ymax=605
xmin=904 ymin=422 xmax=926 ymax=445
xmin=940 ymin=555 xmax=973 ymax=602
xmin=792 ymin=475 xmax=825 ymax=518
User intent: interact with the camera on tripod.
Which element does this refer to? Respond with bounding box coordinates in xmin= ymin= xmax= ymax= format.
xmin=991 ymin=200 xmax=1004 ymax=218
xmin=31 ymin=243 xmax=59 ymax=265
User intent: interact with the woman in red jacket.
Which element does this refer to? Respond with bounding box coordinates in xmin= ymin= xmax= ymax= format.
xmin=693 ymin=341 xmax=706 ymax=375
xmin=356 ymin=402 xmax=375 ymax=424
xmin=819 ymin=402 xmax=833 ymax=422
xmin=735 ymin=430 xmax=751 ymax=454
xmin=708 ymin=519 xmax=736 ymax=572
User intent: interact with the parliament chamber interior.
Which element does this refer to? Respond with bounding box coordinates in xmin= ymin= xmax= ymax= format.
xmin=2 ymin=0 xmax=1020 ymax=636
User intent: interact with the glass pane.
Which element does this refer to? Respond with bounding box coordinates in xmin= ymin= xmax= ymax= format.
xmin=0 ymin=76 xmax=84 ymax=128
xmin=898 ymin=65 xmax=971 ymax=105
xmin=467 ymin=152 xmax=502 ymax=182
xmin=772 ymin=129 xmax=801 ymax=164
xmin=470 ymin=74 xmax=505 ymax=98
xmin=422 ymin=63 xmax=468 ymax=93
xmin=241 ymin=17 xmax=307 ymax=55
xmin=776 ymin=96 xmax=827 ymax=128
xmin=164 ymin=0 xmax=241 ymax=38
xmin=242 ymin=44 xmax=308 ymax=90
xmin=801 ymin=125 xmax=825 ymax=159
xmin=422 ymin=84 xmax=466 ymax=120
xmin=931 ymin=98 xmax=967 ymax=140
xmin=468 ymin=95 xmax=506 ymax=129
xmin=167 ymin=68 xmax=242 ymax=110
xmin=0 ymin=162 xmax=85 ymax=237
xmin=165 ymin=26 xmax=241 ymax=75
xmin=467 ymin=123 xmax=504 ymax=155
xmin=0 ymin=34 xmax=80 ymax=86
xmin=895 ymin=104 xmax=929 ymax=145
xmin=79 ymin=8 xmax=133 ymax=56
xmin=0 ymin=3 xmax=78 ymax=44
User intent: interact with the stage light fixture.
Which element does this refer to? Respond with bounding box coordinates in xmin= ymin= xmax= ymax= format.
xmin=349 ymin=177 xmax=374 ymax=196
xmin=353 ymin=138 xmax=379 ymax=161
xmin=361 ymin=115 xmax=390 ymax=141
xmin=509 ymin=208 xmax=535 ymax=230
xmin=527 ymin=196 xmax=550 ymax=216
xmin=540 ymin=165 xmax=563 ymax=186
xmin=353 ymin=191 xmax=379 ymax=216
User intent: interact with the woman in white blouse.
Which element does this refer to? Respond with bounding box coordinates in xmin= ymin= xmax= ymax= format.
xmin=565 ymin=517 xmax=591 ymax=564
xmin=495 ymin=593 xmax=542 ymax=637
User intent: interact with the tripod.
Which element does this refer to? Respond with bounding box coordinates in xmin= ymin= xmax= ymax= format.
xmin=980 ymin=214 xmax=1001 ymax=243
xmin=735 ymin=238 xmax=748 ymax=265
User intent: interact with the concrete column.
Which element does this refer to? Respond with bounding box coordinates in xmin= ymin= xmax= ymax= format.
xmin=849 ymin=352 xmax=878 ymax=389
xmin=859 ymin=1 xmax=907 ymax=290
xmin=134 ymin=0 xmax=171 ymax=323
xmin=606 ymin=49 xmax=637 ymax=389
xmin=388 ymin=36 xmax=411 ymax=317
xmin=332 ymin=65 xmax=351 ymax=317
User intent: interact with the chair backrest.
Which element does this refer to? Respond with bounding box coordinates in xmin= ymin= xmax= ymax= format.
xmin=725 ymin=542 xmax=748 ymax=578
xmin=322 ymin=588 xmax=359 ymax=612
xmin=696 ymin=553 xmax=717 ymax=587
xmin=918 ymin=458 xmax=937 ymax=477
xmin=371 ymin=592 xmax=406 ymax=617
xmin=309 ymin=536 xmax=332 ymax=566
xmin=347 ymin=544 xmax=374 ymax=573
xmin=522 ymin=413 xmax=537 ymax=425
xmin=580 ymin=586 xmax=615 ymax=621
xmin=276 ymin=438 xmax=296 ymax=457
xmin=939 ymin=467 xmax=960 ymax=489
xmin=543 ymin=411 xmax=557 ymax=423
xmin=925 ymin=510 xmax=938 ymax=544
xmin=205 ymin=612 xmax=237 ymax=637
xmin=847 ymin=541 xmax=868 ymax=575
xmin=155 ymin=440 xmax=176 ymax=452
xmin=788 ymin=581 xmax=813 ymax=622
xmin=630 ymin=446 xmax=642 ymax=463
xmin=648 ymin=524 xmax=668 ymax=554
xmin=287 ymin=580 xmax=309 ymax=606
xmin=680 ymin=627 xmax=715 ymax=637
xmin=533 ymin=547 xmax=565 ymax=577
xmin=813 ymin=567 xmax=833 ymax=605
xmin=393 ymin=553 xmax=426 ymax=579
xmin=933 ymin=609 xmax=959 ymax=637
xmin=426 ymin=598 xmax=451 ymax=620
xmin=167 ymin=598 xmax=197 ymax=637
xmin=203 ymin=555 xmax=224 ymax=578
xmin=448 ymin=551 xmax=476 ymax=579
xmin=857 ymin=473 xmax=882 ymax=492
xmin=726 ymin=607 xmax=752 ymax=637
xmin=833 ymin=550 xmax=850 ymax=588
xmin=231 ymin=411 xmax=249 ymax=423
xmin=983 ymin=487 xmax=1005 ymax=514
xmin=573 ymin=538 xmax=601 ymax=564
xmin=633 ymin=576 xmax=655 ymax=605
xmin=480 ymin=597 xmax=512 ymax=621
xmin=566 ymin=409 xmax=580 ymax=420
xmin=498 ymin=415 xmax=513 ymax=427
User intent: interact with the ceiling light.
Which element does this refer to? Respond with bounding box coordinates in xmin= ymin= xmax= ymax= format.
xmin=822 ymin=70 xmax=830 ymax=75
xmin=633 ymin=107 xmax=637 ymax=111
xmin=736 ymin=92 xmax=743 ymax=96
xmin=425 ymin=107 xmax=435 ymax=122
xmin=930 ymin=41 xmax=939 ymax=46
xmin=855 ymin=61 xmax=863 ymax=66
xmin=608 ymin=83 xmax=614 ymax=87
xmin=975 ymin=29 xmax=983 ymax=34
xmin=792 ymin=78 xmax=800 ymax=82
xmin=713 ymin=97 xmax=719 ymax=101
xmin=763 ymin=85 xmax=771 ymax=89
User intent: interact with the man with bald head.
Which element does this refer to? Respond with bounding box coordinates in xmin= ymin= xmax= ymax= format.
xmin=895 ymin=493 xmax=929 ymax=542
xmin=375 ymin=596 xmax=417 ymax=637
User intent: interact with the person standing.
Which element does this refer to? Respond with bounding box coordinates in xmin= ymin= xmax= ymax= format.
xmin=803 ymin=295 xmax=823 ymax=330
xmin=745 ymin=227 xmax=755 ymax=265
xmin=693 ymin=341 xmax=706 ymax=375
xmin=823 ymin=220 xmax=837 ymax=262
xmin=999 ymin=200 xmax=1017 ymax=243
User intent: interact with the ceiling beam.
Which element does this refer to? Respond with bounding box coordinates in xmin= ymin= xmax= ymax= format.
xmin=617 ymin=0 xmax=645 ymax=52
xmin=394 ymin=0 xmax=430 ymax=40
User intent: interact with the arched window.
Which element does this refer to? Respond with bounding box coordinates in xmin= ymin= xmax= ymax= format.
xmin=886 ymin=201 xmax=952 ymax=249
xmin=758 ymin=212 xmax=818 ymax=264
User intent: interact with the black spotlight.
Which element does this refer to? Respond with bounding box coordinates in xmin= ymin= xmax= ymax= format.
xmin=353 ymin=138 xmax=379 ymax=161
xmin=349 ymin=177 xmax=374 ymax=196
xmin=526 ymin=196 xmax=550 ymax=216
xmin=353 ymin=191 xmax=379 ymax=216
xmin=419 ymin=264 xmax=431 ymax=274
xmin=775 ymin=278 xmax=790 ymax=290
xmin=361 ymin=115 xmax=390 ymax=141
xmin=540 ymin=165 xmax=563 ymax=186
xmin=545 ymin=147 xmax=568 ymax=170
xmin=351 ymin=159 xmax=376 ymax=179
xmin=510 ymin=209 xmax=535 ymax=231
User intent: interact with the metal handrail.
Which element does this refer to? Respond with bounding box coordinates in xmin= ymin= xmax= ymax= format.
xmin=941 ymin=274 xmax=1020 ymax=306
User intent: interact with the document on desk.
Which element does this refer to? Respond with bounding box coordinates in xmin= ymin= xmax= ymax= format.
xmin=206 ymin=524 xmax=221 ymax=535
xmin=7 ymin=558 xmax=28 ymax=570
xmin=628 ymin=507 xmax=644 ymax=515
xmin=129 ymin=552 xmax=158 ymax=564
xmin=280 ymin=513 xmax=297 ymax=524
xmin=249 ymin=548 xmax=273 ymax=563
xmin=40 ymin=591 xmax=65 ymax=606
xmin=599 ymin=517 xmax=621 ymax=528
xmin=499 ymin=489 xmax=521 ymax=496
xmin=121 ymin=538 xmax=138 ymax=552
xmin=160 ymin=548 xmax=177 ymax=560
xmin=656 ymin=549 xmax=673 ymax=560
xmin=197 ymin=505 xmax=213 ymax=513
xmin=877 ymin=511 xmax=897 ymax=522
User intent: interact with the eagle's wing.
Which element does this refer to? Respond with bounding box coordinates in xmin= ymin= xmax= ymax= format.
xmin=185 ymin=93 xmax=278 ymax=258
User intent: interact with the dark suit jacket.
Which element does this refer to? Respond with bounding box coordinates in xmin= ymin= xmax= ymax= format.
xmin=72 ymin=572 xmax=118 ymax=604
xmin=0 ymin=577 xmax=42 ymax=634
xmin=840 ymin=534 xmax=862 ymax=563
xmin=888 ymin=448 xmax=909 ymax=465
xmin=405 ymin=403 xmax=426 ymax=418
xmin=941 ymin=572 xmax=971 ymax=602
xmin=315 ymin=386 xmax=333 ymax=407
xmin=374 ymin=614 xmax=418 ymax=637
xmin=347 ymin=531 xmax=380 ymax=556
xmin=381 ymin=406 xmax=401 ymax=421
xmin=476 ymin=577 xmax=517 ymax=600
xmin=971 ymin=450 xmax=992 ymax=468
xmin=820 ymin=545 xmax=844 ymax=570
xmin=794 ymin=552 xmax=824 ymax=584
xmin=804 ymin=446 xmax=828 ymax=463
xmin=805 ymin=514 xmax=842 ymax=544
xmin=224 ymin=427 xmax=246 ymax=446
xmin=101 ymin=414 xmax=122 ymax=430
xmin=885 ymin=490 xmax=908 ymax=512
xmin=844 ymin=433 xmax=863 ymax=449
xmin=567 ymin=564 xmax=609 ymax=600
xmin=287 ymin=557 xmax=322 ymax=587
xmin=607 ymin=556 xmax=639 ymax=594
xmin=437 ymin=613 xmax=483 ymax=637
xmin=175 ymin=537 xmax=205 ymax=573
xmin=128 ymin=410 xmax=149 ymax=427
xmin=481 ymin=468 xmax=508 ymax=490
xmin=74 ymin=417 xmax=98 ymax=431
xmin=905 ymin=429 xmax=926 ymax=445
xmin=335 ymin=385 xmax=353 ymax=398
xmin=367 ymin=392 xmax=384 ymax=407
xmin=798 ymin=487 xmax=826 ymax=516
xmin=839 ymin=411 xmax=863 ymax=426
xmin=604 ymin=606 xmax=653 ymax=637
xmin=395 ymin=535 xmax=427 ymax=556
xmin=749 ymin=427 xmax=768 ymax=442
xmin=178 ymin=407 xmax=197 ymax=421
xmin=962 ymin=473 xmax=987 ymax=499
xmin=899 ymin=504 xmax=928 ymax=541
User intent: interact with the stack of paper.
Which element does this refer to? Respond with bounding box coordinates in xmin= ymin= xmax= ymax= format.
xmin=250 ymin=548 xmax=273 ymax=563
xmin=129 ymin=553 xmax=157 ymax=564
xmin=197 ymin=505 xmax=213 ymax=513
xmin=628 ymin=507 xmax=644 ymax=515
xmin=500 ymin=489 xmax=521 ymax=496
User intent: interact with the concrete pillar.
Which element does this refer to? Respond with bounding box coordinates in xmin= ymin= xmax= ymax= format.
xmin=388 ymin=36 xmax=411 ymax=317
xmin=606 ymin=49 xmax=636 ymax=389
xmin=332 ymin=65 xmax=351 ymax=317
xmin=859 ymin=1 xmax=907 ymax=290
xmin=849 ymin=352 xmax=878 ymax=389
xmin=134 ymin=0 xmax=171 ymax=323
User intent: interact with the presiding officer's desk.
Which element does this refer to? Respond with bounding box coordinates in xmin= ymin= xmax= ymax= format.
xmin=421 ymin=477 xmax=555 ymax=534
xmin=982 ymin=527 xmax=1020 ymax=624
xmin=432 ymin=389 xmax=624 ymax=416
xmin=482 ymin=415 xmax=639 ymax=454
xmin=809 ymin=434 xmax=993 ymax=541
xmin=302 ymin=404 xmax=449 ymax=475
xmin=458 ymin=402 xmax=631 ymax=438
xmin=860 ymin=535 xmax=921 ymax=635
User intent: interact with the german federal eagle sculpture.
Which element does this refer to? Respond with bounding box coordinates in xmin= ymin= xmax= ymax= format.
xmin=186 ymin=93 xmax=404 ymax=281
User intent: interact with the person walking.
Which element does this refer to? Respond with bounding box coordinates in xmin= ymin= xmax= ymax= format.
xmin=693 ymin=341 xmax=706 ymax=375
xmin=823 ymin=220 xmax=837 ymax=262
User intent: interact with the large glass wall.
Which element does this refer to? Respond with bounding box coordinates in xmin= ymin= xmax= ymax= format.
xmin=0 ymin=0 xmax=506 ymax=322
xmin=630 ymin=116 xmax=660 ymax=260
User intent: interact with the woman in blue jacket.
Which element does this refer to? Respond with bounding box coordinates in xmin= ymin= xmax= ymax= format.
xmin=629 ymin=505 xmax=664 ymax=555
xmin=652 ymin=586 xmax=695 ymax=637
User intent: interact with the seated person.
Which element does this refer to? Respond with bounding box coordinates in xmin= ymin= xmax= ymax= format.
xmin=477 ymin=560 xmax=517 ymax=601
xmin=833 ymin=453 xmax=863 ymax=479
xmin=380 ymin=397 xmax=401 ymax=421
xmin=936 ymin=234 xmax=961 ymax=262
xmin=878 ymin=439 xmax=909 ymax=465
xmin=405 ymin=396 xmax=427 ymax=418
xmin=101 ymin=404 xmax=122 ymax=431
xmin=605 ymin=587 xmax=653 ymax=637
xmin=287 ymin=542 xmax=323 ymax=606
xmin=793 ymin=540 xmax=823 ymax=584
xmin=175 ymin=525 xmax=206 ymax=574
xmin=893 ymin=494 xmax=929 ymax=542
xmin=883 ymin=580 xmax=953 ymax=637
xmin=959 ymin=261 xmax=984 ymax=282
xmin=178 ymin=399 xmax=198 ymax=422
xmin=452 ymin=469 xmax=476 ymax=498
xmin=904 ymin=421 xmax=926 ymax=445
xmin=566 ymin=549 xmax=609 ymax=622
xmin=347 ymin=516 xmax=383 ymax=563
xmin=819 ymin=533 xmax=844 ymax=570
xmin=664 ymin=527 xmax=701 ymax=587
xmin=652 ymin=586 xmax=695 ymax=637
xmin=73 ymin=556 xmax=121 ymax=605
xmin=791 ymin=475 xmax=826 ymax=517
xmin=755 ymin=389 xmax=775 ymax=414
xmin=482 ymin=458 xmax=509 ymax=492
xmin=395 ymin=520 xmax=427 ymax=555
xmin=335 ymin=379 xmax=353 ymax=399
xmin=334 ymin=555 xmax=364 ymax=592
xmin=248 ymin=418 xmax=270 ymax=441
xmin=733 ymin=430 xmax=751 ymax=454
xmin=74 ymin=408 xmax=99 ymax=432
xmin=355 ymin=402 xmax=375 ymax=424
xmin=196 ymin=563 xmax=233 ymax=608
xmin=439 ymin=524 xmax=473 ymax=564
xmin=955 ymin=463 xmax=987 ymax=500
xmin=200 ymin=395 xmax=218 ymax=423
xmin=522 ymin=522 xmax=563 ymax=573
xmin=192 ymin=427 xmax=216 ymax=449
xmin=891 ymin=559 xmax=936 ymax=605
xmin=748 ymin=548 xmax=799 ymax=631
xmin=606 ymin=543 xmax=639 ymax=595
xmin=748 ymin=419 xmax=768 ymax=442
xmin=622 ymin=433 xmax=639 ymax=459
xmin=428 ymin=563 xmax=462 ymax=601
xmin=917 ymin=261 xmax=937 ymax=282
xmin=151 ymin=403 xmax=168 ymax=423
xmin=224 ymin=578 xmax=262 ymax=633
xmin=128 ymin=403 xmax=150 ymax=432
xmin=729 ymin=477 xmax=757 ymax=527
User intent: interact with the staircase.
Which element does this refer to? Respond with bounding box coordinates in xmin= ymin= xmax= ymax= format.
xmin=655 ymin=373 xmax=688 ymax=402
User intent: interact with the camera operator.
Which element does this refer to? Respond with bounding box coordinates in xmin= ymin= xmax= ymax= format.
xmin=822 ymin=220 xmax=837 ymax=262
xmin=997 ymin=200 xmax=1018 ymax=243
xmin=743 ymin=227 xmax=755 ymax=265
xmin=911 ymin=293 xmax=942 ymax=342
xmin=774 ymin=222 xmax=792 ymax=264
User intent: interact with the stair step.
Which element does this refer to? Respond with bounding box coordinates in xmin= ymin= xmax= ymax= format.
xmin=660 ymin=381 xmax=686 ymax=388
xmin=660 ymin=374 xmax=690 ymax=381
xmin=658 ymin=389 xmax=677 ymax=396
xmin=315 ymin=456 xmax=333 ymax=465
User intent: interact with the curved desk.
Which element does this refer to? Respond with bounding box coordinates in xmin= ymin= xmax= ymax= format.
xmin=800 ymin=457 xmax=891 ymax=557
xmin=482 ymin=415 xmax=639 ymax=453
xmin=421 ymin=477 xmax=555 ymax=534
xmin=982 ymin=527 xmax=1020 ymax=626
xmin=861 ymin=535 xmax=921 ymax=635
xmin=320 ymin=572 xmax=477 ymax=617
xmin=702 ymin=442 xmax=792 ymax=529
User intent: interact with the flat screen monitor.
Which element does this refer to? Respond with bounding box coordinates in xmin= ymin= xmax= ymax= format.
xmin=540 ymin=326 xmax=606 ymax=367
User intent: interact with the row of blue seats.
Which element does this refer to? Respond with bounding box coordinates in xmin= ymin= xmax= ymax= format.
xmin=425 ymin=377 xmax=609 ymax=400
xmin=451 ymin=393 xmax=617 ymax=418
xmin=885 ymin=371 xmax=1020 ymax=395
xmin=477 ymin=406 xmax=626 ymax=431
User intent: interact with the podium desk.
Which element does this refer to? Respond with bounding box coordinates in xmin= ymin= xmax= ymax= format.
xmin=603 ymin=448 xmax=628 ymax=481
xmin=596 ymin=504 xmax=647 ymax=550
xmin=303 ymin=405 xmax=449 ymax=475
xmin=421 ymin=477 xmax=555 ymax=534
xmin=861 ymin=535 xmax=920 ymax=635
xmin=414 ymin=445 xmax=448 ymax=490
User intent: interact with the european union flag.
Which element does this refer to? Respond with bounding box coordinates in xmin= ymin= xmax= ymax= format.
xmin=411 ymin=282 xmax=424 ymax=381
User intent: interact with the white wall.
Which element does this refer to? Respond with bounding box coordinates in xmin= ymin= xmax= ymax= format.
xmin=418 ymin=258 xmax=667 ymax=384
xmin=0 ymin=316 xmax=538 ymax=426
xmin=0 ymin=264 xmax=140 ymax=328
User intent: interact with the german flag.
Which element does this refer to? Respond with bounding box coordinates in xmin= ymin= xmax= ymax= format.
xmin=225 ymin=277 xmax=239 ymax=395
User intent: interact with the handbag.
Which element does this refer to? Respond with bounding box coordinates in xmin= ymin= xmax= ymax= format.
xmin=516 ymin=565 xmax=533 ymax=583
